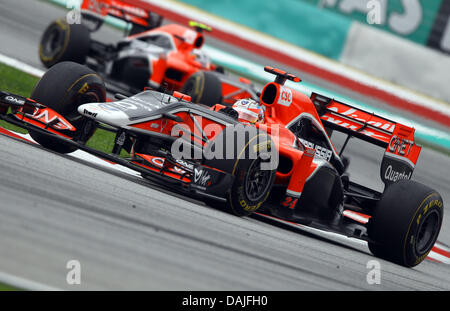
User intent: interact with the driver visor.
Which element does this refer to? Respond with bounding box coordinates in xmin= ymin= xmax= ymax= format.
xmin=234 ymin=107 xmax=259 ymax=123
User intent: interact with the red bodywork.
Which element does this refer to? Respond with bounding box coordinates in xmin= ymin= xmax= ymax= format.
xmin=127 ymin=24 xmax=255 ymax=104
xmin=9 ymin=71 xmax=421 ymax=197
xmin=81 ymin=0 xmax=154 ymax=29
xmin=123 ymin=71 xmax=422 ymax=207
xmin=128 ymin=24 xmax=212 ymax=88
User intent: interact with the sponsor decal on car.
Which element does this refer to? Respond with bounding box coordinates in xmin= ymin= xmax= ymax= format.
xmin=5 ymin=96 xmax=25 ymax=105
xmin=148 ymin=157 xmax=189 ymax=174
xmin=278 ymin=86 xmax=292 ymax=107
xmin=193 ymin=167 xmax=211 ymax=189
xmin=238 ymin=186 xmax=262 ymax=212
xmin=83 ymin=109 xmax=98 ymax=118
xmin=388 ymin=135 xmax=414 ymax=156
xmin=78 ymin=83 xmax=90 ymax=95
xmin=380 ymin=152 xmax=414 ymax=185
xmin=299 ymin=138 xmax=332 ymax=161
xmin=31 ymin=109 xmax=74 ymax=131
xmin=383 ymin=165 xmax=412 ymax=183
xmin=322 ymin=105 xmax=396 ymax=142
xmin=176 ymin=159 xmax=194 ymax=170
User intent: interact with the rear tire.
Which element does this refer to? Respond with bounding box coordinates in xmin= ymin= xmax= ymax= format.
xmin=29 ymin=62 xmax=106 ymax=154
xmin=368 ymin=180 xmax=443 ymax=267
xmin=39 ymin=18 xmax=91 ymax=68
xmin=181 ymin=71 xmax=222 ymax=107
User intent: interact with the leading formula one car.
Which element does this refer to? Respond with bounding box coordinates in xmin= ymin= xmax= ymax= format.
xmin=0 ymin=62 xmax=443 ymax=267
xmin=38 ymin=0 xmax=259 ymax=106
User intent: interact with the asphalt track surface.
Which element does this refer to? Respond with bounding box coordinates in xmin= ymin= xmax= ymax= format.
xmin=0 ymin=0 xmax=449 ymax=290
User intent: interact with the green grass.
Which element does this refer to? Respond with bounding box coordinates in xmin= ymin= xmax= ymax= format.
xmin=86 ymin=128 xmax=130 ymax=158
xmin=0 ymin=282 xmax=22 ymax=291
xmin=0 ymin=63 xmax=38 ymax=134
xmin=0 ymin=63 xmax=128 ymax=156
xmin=0 ymin=63 xmax=39 ymax=96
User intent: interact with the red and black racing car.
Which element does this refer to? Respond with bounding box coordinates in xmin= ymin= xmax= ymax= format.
xmin=38 ymin=0 xmax=259 ymax=106
xmin=0 ymin=62 xmax=443 ymax=267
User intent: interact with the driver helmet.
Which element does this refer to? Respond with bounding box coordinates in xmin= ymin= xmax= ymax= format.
xmin=232 ymin=99 xmax=265 ymax=124
xmin=191 ymin=49 xmax=211 ymax=69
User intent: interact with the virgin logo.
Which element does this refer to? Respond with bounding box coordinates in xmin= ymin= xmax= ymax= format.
xmin=328 ymin=107 xmax=395 ymax=132
xmin=322 ymin=106 xmax=395 ymax=142
xmin=32 ymin=110 xmax=73 ymax=131
xmin=194 ymin=168 xmax=211 ymax=186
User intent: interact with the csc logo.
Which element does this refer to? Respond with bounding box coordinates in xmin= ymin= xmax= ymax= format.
xmin=278 ymin=87 xmax=292 ymax=107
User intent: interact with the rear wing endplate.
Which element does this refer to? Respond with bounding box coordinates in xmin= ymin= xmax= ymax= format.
xmin=311 ymin=92 xmax=421 ymax=186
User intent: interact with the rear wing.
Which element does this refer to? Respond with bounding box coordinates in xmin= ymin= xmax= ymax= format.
xmin=311 ymin=92 xmax=422 ymax=186
xmin=80 ymin=0 xmax=163 ymax=33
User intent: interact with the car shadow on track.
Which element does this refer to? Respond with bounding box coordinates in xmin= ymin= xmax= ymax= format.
xmin=2 ymin=132 xmax=371 ymax=259
xmin=249 ymin=213 xmax=371 ymax=256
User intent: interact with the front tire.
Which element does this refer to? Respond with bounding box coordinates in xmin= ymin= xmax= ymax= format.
xmin=368 ymin=180 xmax=443 ymax=267
xmin=29 ymin=62 xmax=106 ymax=154
xmin=39 ymin=19 xmax=91 ymax=68
xmin=227 ymin=156 xmax=276 ymax=216
xmin=202 ymin=127 xmax=276 ymax=216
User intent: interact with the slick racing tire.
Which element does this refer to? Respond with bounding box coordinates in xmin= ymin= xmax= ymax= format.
xmin=368 ymin=180 xmax=443 ymax=267
xmin=181 ymin=71 xmax=222 ymax=107
xmin=39 ymin=18 xmax=91 ymax=68
xmin=29 ymin=62 xmax=106 ymax=154
xmin=202 ymin=126 xmax=277 ymax=216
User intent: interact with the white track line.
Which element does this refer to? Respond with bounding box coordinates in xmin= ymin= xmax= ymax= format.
xmin=427 ymin=251 xmax=450 ymax=264
xmin=0 ymin=53 xmax=44 ymax=78
xmin=13 ymin=133 xmax=140 ymax=177
xmin=0 ymin=271 xmax=61 ymax=291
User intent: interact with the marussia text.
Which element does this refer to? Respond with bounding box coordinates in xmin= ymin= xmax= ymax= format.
xmin=182 ymin=295 xmax=268 ymax=309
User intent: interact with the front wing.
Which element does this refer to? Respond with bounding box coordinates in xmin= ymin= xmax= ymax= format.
xmin=0 ymin=92 xmax=234 ymax=202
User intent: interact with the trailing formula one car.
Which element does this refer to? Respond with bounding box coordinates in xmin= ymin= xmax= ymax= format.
xmin=38 ymin=0 xmax=258 ymax=106
xmin=0 ymin=62 xmax=444 ymax=267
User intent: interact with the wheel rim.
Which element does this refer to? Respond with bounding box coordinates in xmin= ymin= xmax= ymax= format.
xmin=43 ymin=28 xmax=63 ymax=57
xmin=62 ymin=91 xmax=102 ymax=141
xmin=244 ymin=158 xmax=273 ymax=202
xmin=64 ymin=91 xmax=101 ymax=123
xmin=416 ymin=210 xmax=440 ymax=255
